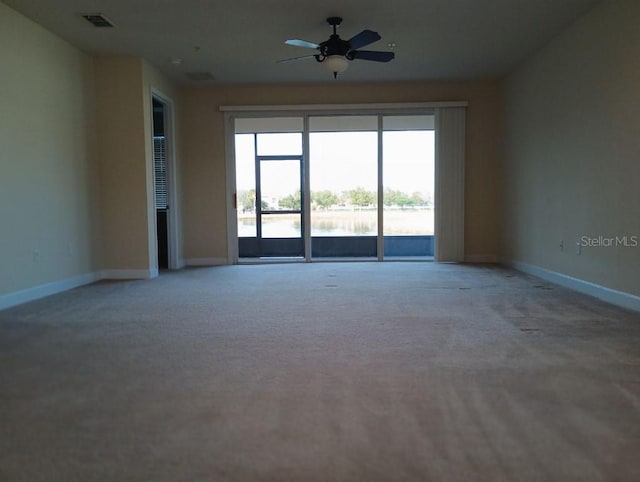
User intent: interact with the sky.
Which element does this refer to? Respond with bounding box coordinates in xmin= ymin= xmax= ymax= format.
xmin=235 ymin=130 xmax=435 ymax=198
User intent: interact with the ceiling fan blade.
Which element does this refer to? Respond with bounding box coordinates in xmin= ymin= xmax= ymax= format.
xmin=351 ymin=50 xmax=395 ymax=62
xmin=348 ymin=29 xmax=381 ymax=50
xmin=276 ymin=55 xmax=317 ymax=64
xmin=285 ymin=39 xmax=320 ymax=49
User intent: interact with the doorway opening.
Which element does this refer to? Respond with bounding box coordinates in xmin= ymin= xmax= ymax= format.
xmin=152 ymin=97 xmax=170 ymax=269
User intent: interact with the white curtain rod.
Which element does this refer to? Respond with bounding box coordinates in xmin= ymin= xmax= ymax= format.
xmin=219 ymin=101 xmax=468 ymax=112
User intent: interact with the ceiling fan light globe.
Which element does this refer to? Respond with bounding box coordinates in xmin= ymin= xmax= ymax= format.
xmin=323 ymin=55 xmax=349 ymax=74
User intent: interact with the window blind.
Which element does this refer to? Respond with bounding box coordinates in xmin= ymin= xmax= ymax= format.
xmin=153 ymin=136 xmax=167 ymax=209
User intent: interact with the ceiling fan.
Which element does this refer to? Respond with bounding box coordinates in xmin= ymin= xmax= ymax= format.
xmin=278 ymin=17 xmax=395 ymax=78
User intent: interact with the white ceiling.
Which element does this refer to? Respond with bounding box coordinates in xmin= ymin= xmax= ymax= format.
xmin=5 ymin=0 xmax=602 ymax=85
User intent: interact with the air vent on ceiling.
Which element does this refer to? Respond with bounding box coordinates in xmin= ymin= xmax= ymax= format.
xmin=82 ymin=14 xmax=114 ymax=28
xmin=186 ymin=72 xmax=215 ymax=81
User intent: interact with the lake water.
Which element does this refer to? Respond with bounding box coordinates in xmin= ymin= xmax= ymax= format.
xmin=238 ymin=209 xmax=434 ymax=238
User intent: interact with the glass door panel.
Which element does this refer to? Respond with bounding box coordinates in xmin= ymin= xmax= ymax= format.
xmin=235 ymin=122 xmax=304 ymax=259
xmin=257 ymin=158 xmax=303 ymax=256
xmin=259 ymin=160 xmax=301 ymax=213
xmin=382 ymin=116 xmax=435 ymax=258
xmin=261 ymin=214 xmax=301 ymax=238
xmin=309 ymin=128 xmax=378 ymax=257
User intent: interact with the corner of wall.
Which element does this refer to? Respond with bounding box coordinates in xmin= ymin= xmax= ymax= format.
xmin=501 ymin=0 xmax=640 ymax=299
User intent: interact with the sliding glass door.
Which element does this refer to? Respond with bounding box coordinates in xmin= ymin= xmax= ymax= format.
xmin=235 ymin=119 xmax=304 ymax=258
xmin=234 ymin=113 xmax=436 ymax=261
xmin=382 ymin=115 xmax=435 ymax=257
xmin=309 ymin=116 xmax=378 ymax=258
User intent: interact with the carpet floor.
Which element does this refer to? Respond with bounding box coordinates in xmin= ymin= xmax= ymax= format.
xmin=1 ymin=262 xmax=639 ymax=481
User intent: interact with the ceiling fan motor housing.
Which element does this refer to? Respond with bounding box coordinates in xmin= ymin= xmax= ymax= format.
xmin=315 ymin=17 xmax=352 ymax=61
xmin=316 ymin=37 xmax=351 ymax=60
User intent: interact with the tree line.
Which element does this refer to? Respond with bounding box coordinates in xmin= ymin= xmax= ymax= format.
xmin=238 ymin=188 xmax=432 ymax=212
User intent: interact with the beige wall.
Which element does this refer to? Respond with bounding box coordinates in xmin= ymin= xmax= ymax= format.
xmin=503 ymin=0 xmax=640 ymax=296
xmin=0 ymin=0 xmax=182 ymax=304
xmin=94 ymin=57 xmax=150 ymax=272
xmin=94 ymin=57 xmax=182 ymax=274
xmin=0 ymin=2 xmax=98 ymax=295
xmin=180 ymin=80 xmax=503 ymax=261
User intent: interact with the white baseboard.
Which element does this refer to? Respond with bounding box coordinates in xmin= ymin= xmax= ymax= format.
xmin=0 ymin=272 xmax=100 ymax=311
xmin=99 ymin=269 xmax=158 ymax=280
xmin=185 ymin=257 xmax=228 ymax=267
xmin=465 ymin=254 xmax=498 ymax=263
xmin=1 ymin=267 xmax=164 ymax=311
xmin=504 ymin=259 xmax=640 ymax=313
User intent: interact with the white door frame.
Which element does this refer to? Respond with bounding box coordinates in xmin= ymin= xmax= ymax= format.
xmin=222 ymin=102 xmax=467 ymax=264
xmin=151 ymin=90 xmax=181 ymax=270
